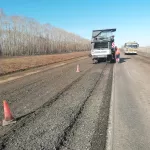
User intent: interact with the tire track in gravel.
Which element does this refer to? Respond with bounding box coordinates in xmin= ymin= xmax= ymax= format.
xmin=0 ymin=62 xmax=93 ymax=140
xmin=0 ymin=58 xmax=91 ymax=119
xmin=56 ymin=64 xmax=109 ymax=150
xmin=59 ymin=64 xmax=113 ymax=150
xmin=90 ymin=64 xmax=113 ymax=150
xmin=0 ymin=63 xmax=107 ymax=150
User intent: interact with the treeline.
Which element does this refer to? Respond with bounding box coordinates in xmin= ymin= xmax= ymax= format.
xmin=0 ymin=9 xmax=90 ymax=56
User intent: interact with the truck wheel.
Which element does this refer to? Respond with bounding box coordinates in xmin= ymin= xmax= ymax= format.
xmin=110 ymin=56 xmax=116 ymax=63
xmin=98 ymin=59 xmax=101 ymax=63
xmin=111 ymin=59 xmax=115 ymax=63
xmin=93 ymin=59 xmax=98 ymax=64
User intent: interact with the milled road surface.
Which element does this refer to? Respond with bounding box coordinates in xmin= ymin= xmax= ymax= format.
xmin=0 ymin=57 xmax=113 ymax=150
xmin=0 ymin=53 xmax=150 ymax=150
xmin=107 ymin=53 xmax=150 ymax=150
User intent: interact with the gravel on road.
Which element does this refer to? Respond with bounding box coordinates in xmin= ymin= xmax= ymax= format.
xmin=0 ymin=58 xmax=113 ymax=150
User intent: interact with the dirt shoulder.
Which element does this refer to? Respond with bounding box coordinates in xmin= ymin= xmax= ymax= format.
xmin=0 ymin=51 xmax=89 ymax=76
xmin=138 ymin=48 xmax=150 ymax=57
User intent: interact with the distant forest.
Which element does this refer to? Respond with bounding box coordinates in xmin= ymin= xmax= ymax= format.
xmin=0 ymin=9 xmax=90 ymax=56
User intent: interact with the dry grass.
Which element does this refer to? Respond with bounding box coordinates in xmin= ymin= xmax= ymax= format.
xmin=0 ymin=51 xmax=89 ymax=75
xmin=138 ymin=47 xmax=150 ymax=57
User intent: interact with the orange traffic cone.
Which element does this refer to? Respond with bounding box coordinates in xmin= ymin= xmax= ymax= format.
xmin=2 ymin=100 xmax=16 ymax=126
xmin=76 ymin=64 xmax=80 ymax=73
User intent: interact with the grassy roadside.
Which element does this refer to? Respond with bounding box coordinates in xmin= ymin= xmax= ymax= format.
xmin=0 ymin=51 xmax=89 ymax=76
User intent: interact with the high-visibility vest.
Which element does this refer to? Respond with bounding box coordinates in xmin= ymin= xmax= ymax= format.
xmin=116 ymin=49 xmax=120 ymax=55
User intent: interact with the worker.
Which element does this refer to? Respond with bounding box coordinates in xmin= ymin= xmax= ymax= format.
xmin=115 ymin=47 xmax=120 ymax=63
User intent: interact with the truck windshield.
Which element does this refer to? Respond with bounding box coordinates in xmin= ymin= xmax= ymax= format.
xmin=94 ymin=42 xmax=108 ymax=49
xmin=100 ymin=31 xmax=112 ymax=38
xmin=92 ymin=31 xmax=113 ymax=38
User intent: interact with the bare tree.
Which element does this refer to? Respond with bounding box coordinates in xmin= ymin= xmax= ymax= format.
xmin=0 ymin=9 xmax=90 ymax=56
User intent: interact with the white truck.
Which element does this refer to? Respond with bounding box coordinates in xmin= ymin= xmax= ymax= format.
xmin=91 ymin=28 xmax=116 ymax=63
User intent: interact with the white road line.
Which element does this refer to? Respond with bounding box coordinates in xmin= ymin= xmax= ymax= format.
xmin=106 ymin=64 xmax=116 ymax=150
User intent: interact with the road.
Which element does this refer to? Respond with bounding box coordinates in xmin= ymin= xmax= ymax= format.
xmin=107 ymin=53 xmax=150 ymax=150
xmin=0 ymin=57 xmax=113 ymax=150
xmin=0 ymin=53 xmax=150 ymax=150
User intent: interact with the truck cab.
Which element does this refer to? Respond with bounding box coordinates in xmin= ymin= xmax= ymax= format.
xmin=91 ymin=28 xmax=116 ymax=63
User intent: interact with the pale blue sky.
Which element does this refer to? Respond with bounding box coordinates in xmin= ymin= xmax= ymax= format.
xmin=1 ymin=0 xmax=150 ymax=46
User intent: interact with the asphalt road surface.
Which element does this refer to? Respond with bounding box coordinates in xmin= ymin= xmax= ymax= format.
xmin=0 ymin=57 xmax=113 ymax=150
xmin=0 ymin=53 xmax=150 ymax=150
xmin=107 ymin=53 xmax=150 ymax=150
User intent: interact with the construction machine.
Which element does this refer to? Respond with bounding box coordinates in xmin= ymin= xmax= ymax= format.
xmin=91 ymin=28 xmax=116 ymax=63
